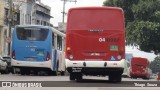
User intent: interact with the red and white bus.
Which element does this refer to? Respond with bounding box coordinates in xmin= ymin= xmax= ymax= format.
xmin=130 ymin=57 xmax=152 ymax=79
xmin=65 ymin=7 xmax=126 ymax=82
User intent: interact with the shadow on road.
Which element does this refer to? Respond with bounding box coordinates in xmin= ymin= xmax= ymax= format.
xmin=76 ymin=79 xmax=121 ymax=83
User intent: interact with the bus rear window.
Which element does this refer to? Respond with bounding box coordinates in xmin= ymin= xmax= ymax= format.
xmin=16 ymin=27 xmax=49 ymax=41
xmin=68 ymin=9 xmax=124 ymax=30
xmin=133 ymin=64 xmax=145 ymax=67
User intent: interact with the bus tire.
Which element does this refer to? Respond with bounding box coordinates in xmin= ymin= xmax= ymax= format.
xmin=116 ymin=75 xmax=122 ymax=82
xmin=48 ymin=70 xmax=57 ymax=76
xmin=20 ymin=68 xmax=30 ymax=75
xmin=11 ymin=67 xmax=14 ymax=74
xmin=1 ymin=71 xmax=5 ymax=74
xmin=61 ymin=71 xmax=65 ymax=76
xmin=25 ymin=70 xmax=30 ymax=75
xmin=76 ymin=73 xmax=82 ymax=81
xmin=20 ymin=69 xmax=25 ymax=75
xmin=109 ymin=75 xmax=114 ymax=82
xmin=33 ymin=71 xmax=38 ymax=75
xmin=1 ymin=67 xmax=9 ymax=74
xmin=70 ymin=73 xmax=76 ymax=80
xmin=109 ymin=74 xmax=122 ymax=82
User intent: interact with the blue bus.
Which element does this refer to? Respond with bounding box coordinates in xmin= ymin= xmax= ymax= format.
xmin=11 ymin=25 xmax=66 ymax=75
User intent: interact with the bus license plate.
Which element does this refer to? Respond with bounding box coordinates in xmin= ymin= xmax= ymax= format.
xmin=27 ymin=58 xmax=34 ymax=60
xmin=72 ymin=67 xmax=82 ymax=72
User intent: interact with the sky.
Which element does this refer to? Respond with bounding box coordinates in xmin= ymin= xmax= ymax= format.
xmin=126 ymin=46 xmax=157 ymax=61
xmin=41 ymin=0 xmax=157 ymax=61
xmin=41 ymin=0 xmax=105 ymax=26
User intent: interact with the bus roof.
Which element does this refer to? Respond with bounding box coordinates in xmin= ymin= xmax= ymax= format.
xmin=67 ymin=6 xmax=124 ymax=31
xmin=15 ymin=25 xmax=50 ymax=28
xmin=68 ymin=6 xmax=123 ymax=12
xmin=131 ymin=57 xmax=149 ymax=64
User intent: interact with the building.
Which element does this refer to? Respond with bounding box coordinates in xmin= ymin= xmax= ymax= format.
xmin=18 ymin=0 xmax=53 ymax=26
xmin=0 ymin=0 xmax=20 ymax=56
xmin=0 ymin=0 xmax=52 ymax=56
xmin=0 ymin=0 xmax=11 ymax=56
xmin=0 ymin=0 xmax=5 ymax=55
xmin=32 ymin=1 xmax=53 ymax=26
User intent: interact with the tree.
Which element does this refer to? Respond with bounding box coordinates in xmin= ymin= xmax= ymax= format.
xmin=103 ymin=0 xmax=139 ymax=24
xmin=103 ymin=0 xmax=160 ymax=54
xmin=150 ymin=56 xmax=160 ymax=73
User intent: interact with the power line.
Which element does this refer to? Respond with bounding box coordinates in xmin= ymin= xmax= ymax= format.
xmin=61 ymin=0 xmax=77 ymax=23
xmin=8 ymin=0 xmax=13 ymax=56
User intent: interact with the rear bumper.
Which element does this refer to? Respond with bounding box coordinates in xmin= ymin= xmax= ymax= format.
xmin=11 ymin=59 xmax=52 ymax=69
xmin=66 ymin=59 xmax=125 ymax=68
xmin=130 ymin=72 xmax=151 ymax=79
xmin=65 ymin=59 xmax=125 ymax=75
xmin=130 ymin=72 xmax=148 ymax=77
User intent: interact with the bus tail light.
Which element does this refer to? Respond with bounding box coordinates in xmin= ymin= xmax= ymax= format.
xmin=66 ymin=47 xmax=73 ymax=60
xmin=67 ymin=47 xmax=71 ymax=51
xmin=117 ymin=55 xmax=121 ymax=60
xmin=46 ymin=52 xmax=50 ymax=61
xmin=12 ymin=50 xmax=16 ymax=59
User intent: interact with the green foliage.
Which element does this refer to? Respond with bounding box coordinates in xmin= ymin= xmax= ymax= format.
xmin=132 ymin=0 xmax=158 ymax=21
xmin=150 ymin=56 xmax=160 ymax=73
xmin=103 ymin=0 xmax=139 ymax=24
xmin=103 ymin=0 xmax=160 ymax=54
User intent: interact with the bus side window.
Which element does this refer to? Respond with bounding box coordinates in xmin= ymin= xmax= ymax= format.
xmin=52 ymin=33 xmax=55 ymax=48
xmin=57 ymin=35 xmax=62 ymax=51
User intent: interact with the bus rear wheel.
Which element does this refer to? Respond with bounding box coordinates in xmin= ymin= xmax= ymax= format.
xmin=70 ymin=72 xmax=83 ymax=81
xmin=20 ymin=69 xmax=25 ymax=75
xmin=70 ymin=73 xmax=76 ymax=80
xmin=60 ymin=71 xmax=65 ymax=76
xmin=48 ymin=70 xmax=57 ymax=76
xmin=20 ymin=68 xmax=30 ymax=75
xmin=76 ymin=73 xmax=82 ymax=81
xmin=109 ymin=74 xmax=122 ymax=82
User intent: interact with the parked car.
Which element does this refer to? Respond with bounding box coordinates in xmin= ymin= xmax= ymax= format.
xmin=151 ymin=74 xmax=157 ymax=79
xmin=0 ymin=55 xmax=8 ymax=74
xmin=3 ymin=56 xmax=14 ymax=74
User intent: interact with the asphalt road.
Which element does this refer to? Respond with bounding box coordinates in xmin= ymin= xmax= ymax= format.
xmin=0 ymin=74 xmax=160 ymax=90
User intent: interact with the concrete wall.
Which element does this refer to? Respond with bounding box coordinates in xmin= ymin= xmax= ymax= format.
xmin=0 ymin=0 xmax=5 ymax=55
xmin=0 ymin=0 xmax=5 ymax=25
xmin=0 ymin=27 xmax=2 ymax=55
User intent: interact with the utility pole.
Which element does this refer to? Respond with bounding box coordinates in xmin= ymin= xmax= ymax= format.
xmin=61 ymin=0 xmax=77 ymax=23
xmin=8 ymin=0 xmax=13 ymax=56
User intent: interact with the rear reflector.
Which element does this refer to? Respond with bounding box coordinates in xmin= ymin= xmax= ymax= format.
xmin=46 ymin=52 xmax=50 ymax=61
xmin=69 ymin=55 xmax=74 ymax=59
xmin=12 ymin=50 xmax=16 ymax=59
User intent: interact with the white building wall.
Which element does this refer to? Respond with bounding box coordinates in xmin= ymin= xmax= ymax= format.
xmin=18 ymin=0 xmax=51 ymax=26
xmin=19 ymin=0 xmax=33 ymax=25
